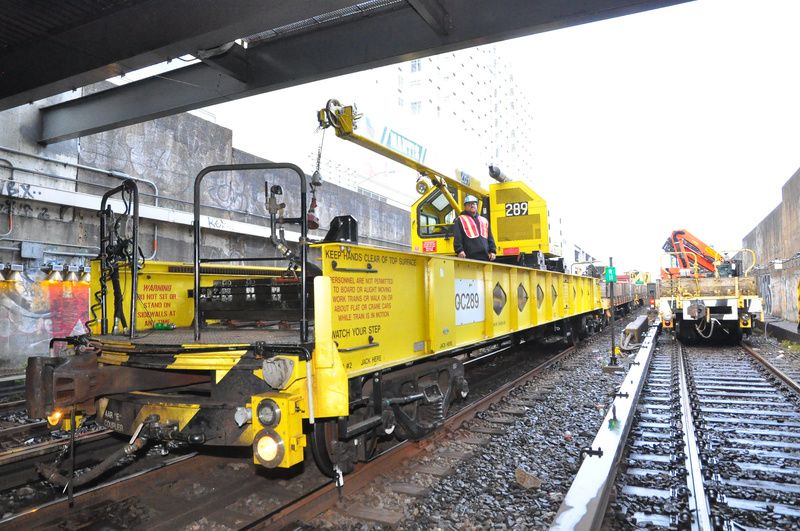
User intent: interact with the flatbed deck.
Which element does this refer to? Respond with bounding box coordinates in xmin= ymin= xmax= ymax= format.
xmin=96 ymin=324 xmax=313 ymax=347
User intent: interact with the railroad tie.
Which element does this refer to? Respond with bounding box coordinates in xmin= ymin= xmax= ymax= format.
xmin=496 ymin=406 xmax=528 ymax=416
xmin=506 ymin=399 xmax=539 ymax=407
xmin=459 ymin=436 xmax=492 ymax=445
xmin=482 ymin=415 xmax=516 ymax=425
xmin=340 ymin=504 xmax=405 ymax=525
xmin=518 ymin=392 xmax=548 ymax=401
xmin=435 ymin=449 xmax=473 ymax=460
xmin=410 ymin=463 xmax=453 ymax=477
xmin=467 ymin=425 xmax=507 ymax=435
xmin=385 ymin=482 xmax=429 ymax=497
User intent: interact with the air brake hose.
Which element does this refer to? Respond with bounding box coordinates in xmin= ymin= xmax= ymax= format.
xmin=37 ymin=437 xmax=147 ymax=488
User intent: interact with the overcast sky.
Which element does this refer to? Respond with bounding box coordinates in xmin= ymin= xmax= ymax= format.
xmin=210 ymin=0 xmax=800 ymax=276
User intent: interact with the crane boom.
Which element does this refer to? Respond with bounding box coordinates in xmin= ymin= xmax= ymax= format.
xmin=317 ymin=99 xmax=487 ymax=212
xmin=318 ymin=99 xmax=553 ymax=266
xmin=662 ymin=229 xmax=724 ymax=277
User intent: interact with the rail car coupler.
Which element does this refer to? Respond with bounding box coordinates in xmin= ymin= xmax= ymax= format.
xmin=143 ymin=418 xmax=205 ymax=445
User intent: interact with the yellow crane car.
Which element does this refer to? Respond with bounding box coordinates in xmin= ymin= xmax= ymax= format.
xmin=26 ymin=106 xmax=605 ymax=483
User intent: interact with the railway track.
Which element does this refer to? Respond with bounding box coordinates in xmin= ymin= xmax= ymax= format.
xmin=555 ymin=332 xmax=800 ymax=530
xmin=1 ymin=339 xmax=579 ymax=529
xmin=0 ymin=374 xmax=25 ymax=401
xmin=0 ymin=417 xmax=49 ymax=450
xmin=258 ymin=341 xmax=580 ymax=528
xmin=0 ymin=400 xmax=25 ymax=416
xmin=0 ymin=380 xmax=49 ymax=453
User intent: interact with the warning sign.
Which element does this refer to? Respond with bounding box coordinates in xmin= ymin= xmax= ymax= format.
xmin=422 ymin=240 xmax=438 ymax=252
xmin=137 ymin=283 xmax=178 ymax=325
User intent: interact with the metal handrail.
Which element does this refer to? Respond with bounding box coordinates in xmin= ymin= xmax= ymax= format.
xmin=192 ymin=163 xmax=309 ymax=343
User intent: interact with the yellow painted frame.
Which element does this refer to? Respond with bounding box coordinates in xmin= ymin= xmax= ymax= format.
xmin=318 ymin=243 xmax=601 ymax=378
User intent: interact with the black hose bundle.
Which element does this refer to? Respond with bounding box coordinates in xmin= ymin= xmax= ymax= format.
xmin=85 ymin=187 xmax=145 ymax=333
xmin=37 ymin=437 xmax=147 ymax=488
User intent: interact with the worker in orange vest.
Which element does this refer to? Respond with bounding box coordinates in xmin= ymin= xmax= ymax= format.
xmin=453 ymin=195 xmax=496 ymax=261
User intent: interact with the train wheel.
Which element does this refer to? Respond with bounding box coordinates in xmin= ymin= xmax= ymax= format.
xmin=564 ymin=319 xmax=578 ymax=346
xmin=310 ymin=415 xmax=380 ymax=478
xmin=310 ymin=421 xmax=337 ymax=478
xmin=577 ymin=316 xmax=590 ymax=339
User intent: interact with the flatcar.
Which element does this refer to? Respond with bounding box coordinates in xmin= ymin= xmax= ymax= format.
xmin=599 ymin=275 xmax=646 ymax=318
xmin=578 ymin=266 xmax=646 ymax=320
xmin=27 ymin=157 xmax=605 ymax=479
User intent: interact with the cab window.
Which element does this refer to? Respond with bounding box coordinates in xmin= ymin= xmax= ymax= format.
xmin=417 ymin=187 xmax=457 ymax=237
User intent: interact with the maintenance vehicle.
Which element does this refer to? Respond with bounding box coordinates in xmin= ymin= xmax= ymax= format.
xmin=658 ymin=229 xmax=763 ymax=340
xmin=26 ymin=105 xmax=606 ymax=482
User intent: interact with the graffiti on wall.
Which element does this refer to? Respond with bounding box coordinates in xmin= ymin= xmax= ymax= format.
xmin=758 ymin=274 xmax=772 ymax=316
xmin=0 ymin=273 xmax=89 ymax=371
xmin=205 ymin=172 xmax=267 ymax=216
xmin=756 ymin=267 xmax=800 ymax=324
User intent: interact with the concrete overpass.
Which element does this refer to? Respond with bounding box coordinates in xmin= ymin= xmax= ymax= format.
xmin=0 ymin=0 xmax=691 ymax=144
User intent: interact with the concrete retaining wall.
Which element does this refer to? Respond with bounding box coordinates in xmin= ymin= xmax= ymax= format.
xmin=743 ymin=167 xmax=800 ymax=325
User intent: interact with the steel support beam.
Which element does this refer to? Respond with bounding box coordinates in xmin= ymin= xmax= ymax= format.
xmin=408 ymin=0 xmax=452 ymax=36
xmin=38 ymin=0 xmax=690 ymax=144
xmin=198 ymin=43 xmax=251 ymax=83
xmin=0 ymin=0 xmax=357 ymax=112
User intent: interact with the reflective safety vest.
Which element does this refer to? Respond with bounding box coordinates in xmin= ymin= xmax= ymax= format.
xmin=458 ymin=214 xmax=489 ymax=239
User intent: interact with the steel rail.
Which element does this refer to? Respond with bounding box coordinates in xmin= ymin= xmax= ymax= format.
xmin=0 ymin=419 xmax=47 ymax=440
xmin=0 ymin=428 xmax=112 ymax=468
xmin=0 ymin=399 xmax=25 ymax=415
xmin=0 ymin=429 xmax=117 ymax=497
xmin=0 ymin=451 xmax=197 ymax=526
xmin=584 ymin=340 xmax=800 ymax=530
xmin=742 ymin=341 xmax=800 ymax=395
xmin=253 ymin=342 xmax=579 ymax=529
xmin=677 ymin=343 xmax=713 ymax=531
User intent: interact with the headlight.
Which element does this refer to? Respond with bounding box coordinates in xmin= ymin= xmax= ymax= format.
xmin=257 ymin=399 xmax=281 ymax=427
xmin=253 ymin=428 xmax=284 ymax=467
xmin=46 ymin=410 xmax=63 ymax=427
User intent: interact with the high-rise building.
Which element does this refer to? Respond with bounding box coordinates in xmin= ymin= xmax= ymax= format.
xmin=220 ymin=44 xmax=594 ymax=267
xmin=363 ymin=46 xmax=536 ymax=186
xmin=302 ymin=46 xmax=594 ymax=269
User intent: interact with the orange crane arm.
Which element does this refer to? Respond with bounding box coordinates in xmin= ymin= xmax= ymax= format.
xmin=662 ymin=229 xmax=722 ymax=274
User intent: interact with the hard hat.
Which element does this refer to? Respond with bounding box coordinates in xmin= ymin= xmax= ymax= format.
xmin=463 ymin=194 xmax=479 ymax=205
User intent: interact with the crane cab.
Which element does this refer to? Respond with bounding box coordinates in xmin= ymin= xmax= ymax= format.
xmin=410 ymin=179 xmax=551 ymax=268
